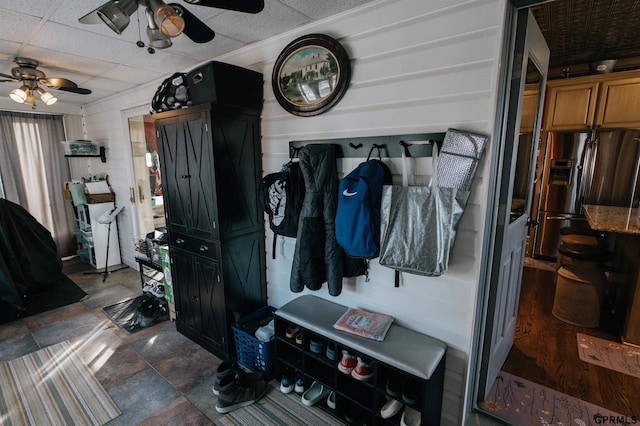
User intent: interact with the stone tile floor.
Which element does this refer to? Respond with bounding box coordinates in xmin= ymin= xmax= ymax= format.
xmin=0 ymin=257 xmax=224 ymax=425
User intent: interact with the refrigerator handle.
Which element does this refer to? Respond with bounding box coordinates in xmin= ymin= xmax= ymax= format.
xmin=575 ymin=133 xmax=592 ymax=212
xmin=583 ymin=133 xmax=599 ymax=207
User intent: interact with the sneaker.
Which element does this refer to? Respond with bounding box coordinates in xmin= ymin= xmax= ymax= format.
xmin=351 ymin=356 xmax=374 ymax=381
xmin=400 ymin=406 xmax=421 ymax=426
xmin=294 ymin=376 xmax=305 ymax=394
xmin=295 ymin=331 xmax=303 ymax=345
xmin=285 ymin=325 xmax=300 ymax=339
xmin=338 ymin=350 xmax=356 ymax=374
xmin=402 ymin=379 xmax=422 ymax=405
xmin=215 ymin=374 xmax=267 ymax=414
xmin=325 ymin=342 xmax=337 ymax=360
xmin=327 ymin=391 xmax=336 ymax=409
xmin=309 ymin=336 xmax=326 ymax=354
xmin=142 ymin=283 xmax=154 ymax=293
xmin=380 ymin=397 xmax=404 ymax=419
xmin=150 ymin=284 xmax=165 ymax=299
xmin=280 ymin=373 xmax=294 ymax=394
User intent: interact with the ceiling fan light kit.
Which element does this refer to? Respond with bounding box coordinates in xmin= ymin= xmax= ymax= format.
xmin=148 ymin=0 xmax=185 ymax=37
xmin=80 ymin=0 xmax=264 ymax=51
xmin=96 ymin=0 xmax=138 ymax=34
xmin=1 ymin=57 xmax=89 ymax=109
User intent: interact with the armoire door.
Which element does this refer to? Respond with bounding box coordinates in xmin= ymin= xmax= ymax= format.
xmin=171 ymin=246 xmax=227 ymax=357
xmin=210 ymin=110 xmax=263 ymax=238
xmin=156 ymin=110 xmax=219 ymax=242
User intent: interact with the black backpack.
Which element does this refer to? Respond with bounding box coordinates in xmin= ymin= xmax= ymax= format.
xmin=260 ymin=161 xmax=305 ymax=258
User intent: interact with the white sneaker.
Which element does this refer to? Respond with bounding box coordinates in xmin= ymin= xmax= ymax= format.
xmin=150 ymin=284 xmax=165 ymax=299
xmin=400 ymin=406 xmax=421 ymax=426
xmin=380 ymin=397 xmax=404 ymax=419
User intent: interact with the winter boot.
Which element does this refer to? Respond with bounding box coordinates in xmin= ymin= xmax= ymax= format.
xmin=212 ymin=361 xmax=234 ymax=396
xmin=212 ymin=362 xmax=264 ymax=396
xmin=215 ymin=373 xmax=267 ymax=414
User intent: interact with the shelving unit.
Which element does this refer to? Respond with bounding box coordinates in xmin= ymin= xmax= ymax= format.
xmin=275 ymin=295 xmax=446 ymax=426
xmin=135 ymin=257 xmax=163 ymax=291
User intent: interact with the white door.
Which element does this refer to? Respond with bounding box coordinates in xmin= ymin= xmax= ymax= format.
xmin=478 ymin=9 xmax=549 ymax=399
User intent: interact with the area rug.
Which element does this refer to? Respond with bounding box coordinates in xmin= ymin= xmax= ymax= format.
xmin=577 ymin=333 xmax=640 ymax=379
xmin=0 ymin=340 xmax=121 ymax=425
xmin=102 ymin=295 xmax=168 ymax=334
xmin=479 ymin=371 xmax=632 ymax=425
xmin=217 ymin=381 xmax=345 ymax=426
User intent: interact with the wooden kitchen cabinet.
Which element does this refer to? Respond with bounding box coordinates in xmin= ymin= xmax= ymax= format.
xmin=544 ymin=69 xmax=640 ymax=130
xmin=544 ymin=80 xmax=599 ymax=130
xmin=594 ymin=75 xmax=640 ymax=128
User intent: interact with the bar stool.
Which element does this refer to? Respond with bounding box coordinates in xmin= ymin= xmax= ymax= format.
xmin=553 ymin=265 xmax=606 ymax=327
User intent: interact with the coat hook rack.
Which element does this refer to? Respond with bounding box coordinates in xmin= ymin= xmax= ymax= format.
xmin=289 ymin=133 xmax=445 ymax=158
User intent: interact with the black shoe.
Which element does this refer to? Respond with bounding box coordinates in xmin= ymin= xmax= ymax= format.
xmin=215 ymin=374 xmax=267 ymax=414
xmin=386 ymin=375 xmax=404 ymax=398
xmin=212 ymin=361 xmax=234 ymax=396
xmin=402 ymin=379 xmax=422 ymax=405
xmin=212 ymin=362 xmax=263 ymax=396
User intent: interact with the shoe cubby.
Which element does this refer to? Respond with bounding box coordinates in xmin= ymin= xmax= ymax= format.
xmin=274 ymin=295 xmax=446 ymax=425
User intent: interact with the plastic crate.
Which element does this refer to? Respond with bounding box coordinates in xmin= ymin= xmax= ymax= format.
xmin=232 ymin=306 xmax=276 ymax=379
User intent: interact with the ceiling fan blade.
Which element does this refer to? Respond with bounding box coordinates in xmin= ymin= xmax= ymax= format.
xmin=0 ymin=72 xmax=18 ymax=81
xmin=40 ymin=77 xmax=80 ymax=89
xmin=183 ymin=0 xmax=264 ymax=14
xmin=170 ymin=4 xmax=215 ymax=43
xmin=56 ymin=86 xmax=92 ymax=95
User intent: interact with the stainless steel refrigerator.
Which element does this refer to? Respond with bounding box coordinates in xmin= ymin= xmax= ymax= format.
xmin=532 ymin=129 xmax=640 ymax=259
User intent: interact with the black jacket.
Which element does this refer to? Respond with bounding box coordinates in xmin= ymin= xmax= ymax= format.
xmin=290 ymin=144 xmax=365 ymax=296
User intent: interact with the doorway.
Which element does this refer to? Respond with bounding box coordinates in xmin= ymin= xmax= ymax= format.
xmin=474 ymin=0 xmax=640 ymax=422
xmin=127 ymin=114 xmax=166 ymax=241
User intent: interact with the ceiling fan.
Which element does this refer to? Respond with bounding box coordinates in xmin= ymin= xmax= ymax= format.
xmin=0 ymin=57 xmax=92 ymax=109
xmin=79 ymin=0 xmax=264 ymax=51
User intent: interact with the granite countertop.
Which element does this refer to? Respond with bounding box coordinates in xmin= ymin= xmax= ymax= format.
xmin=583 ymin=204 xmax=640 ymax=235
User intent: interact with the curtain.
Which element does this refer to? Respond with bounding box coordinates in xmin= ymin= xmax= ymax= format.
xmin=0 ymin=111 xmax=76 ymax=256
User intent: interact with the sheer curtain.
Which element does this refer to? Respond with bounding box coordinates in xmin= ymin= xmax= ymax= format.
xmin=0 ymin=111 xmax=76 ymax=256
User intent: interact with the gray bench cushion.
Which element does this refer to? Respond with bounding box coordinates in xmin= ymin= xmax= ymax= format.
xmin=275 ymin=295 xmax=446 ymax=380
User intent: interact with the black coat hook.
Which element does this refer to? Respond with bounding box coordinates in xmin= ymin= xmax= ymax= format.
xmin=349 ymin=142 xmax=363 ymax=150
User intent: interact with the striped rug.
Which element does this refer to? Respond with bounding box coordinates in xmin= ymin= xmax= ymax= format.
xmin=0 ymin=341 xmax=121 ymax=426
xmin=217 ymin=382 xmax=345 ymax=426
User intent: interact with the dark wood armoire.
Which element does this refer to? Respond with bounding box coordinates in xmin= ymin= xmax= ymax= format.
xmin=153 ymin=91 xmax=266 ymax=359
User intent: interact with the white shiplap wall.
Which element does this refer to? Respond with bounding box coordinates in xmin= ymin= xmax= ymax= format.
xmin=79 ymin=0 xmax=508 ymax=423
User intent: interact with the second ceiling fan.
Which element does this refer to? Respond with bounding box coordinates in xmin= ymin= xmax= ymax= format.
xmin=80 ymin=0 xmax=264 ymax=51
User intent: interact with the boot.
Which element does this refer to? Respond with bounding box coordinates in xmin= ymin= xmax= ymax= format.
xmin=211 ymin=361 xmax=234 ymax=396
xmin=212 ymin=362 xmax=264 ymax=396
xmin=215 ymin=373 xmax=267 ymax=414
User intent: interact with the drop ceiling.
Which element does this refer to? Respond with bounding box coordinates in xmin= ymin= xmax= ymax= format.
xmin=0 ymin=0 xmax=639 ymax=109
xmin=0 ymin=0 xmax=375 ymax=107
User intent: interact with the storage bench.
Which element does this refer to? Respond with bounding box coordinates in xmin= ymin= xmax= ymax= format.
xmin=275 ymin=295 xmax=446 ymax=425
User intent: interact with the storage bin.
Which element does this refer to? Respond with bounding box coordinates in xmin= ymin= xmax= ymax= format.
xmin=232 ymin=306 xmax=276 ymax=379
xmin=63 ymin=140 xmax=99 ymax=155
xmin=77 ymin=248 xmax=92 ymax=264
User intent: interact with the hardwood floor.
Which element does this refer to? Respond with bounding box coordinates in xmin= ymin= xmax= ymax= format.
xmin=502 ymin=265 xmax=640 ymax=418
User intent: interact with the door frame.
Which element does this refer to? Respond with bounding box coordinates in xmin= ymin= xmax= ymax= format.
xmin=467 ymin=0 xmax=550 ymax=421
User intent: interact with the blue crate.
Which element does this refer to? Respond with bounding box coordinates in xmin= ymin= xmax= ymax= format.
xmin=232 ymin=306 xmax=276 ymax=379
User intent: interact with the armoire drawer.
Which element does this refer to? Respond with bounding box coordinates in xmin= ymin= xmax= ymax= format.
xmin=169 ymin=232 xmax=220 ymax=260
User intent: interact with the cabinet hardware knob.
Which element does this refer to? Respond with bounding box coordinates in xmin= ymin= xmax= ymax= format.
xmin=199 ymin=245 xmax=209 ymax=252
xmin=176 ymin=238 xmax=185 ymax=244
